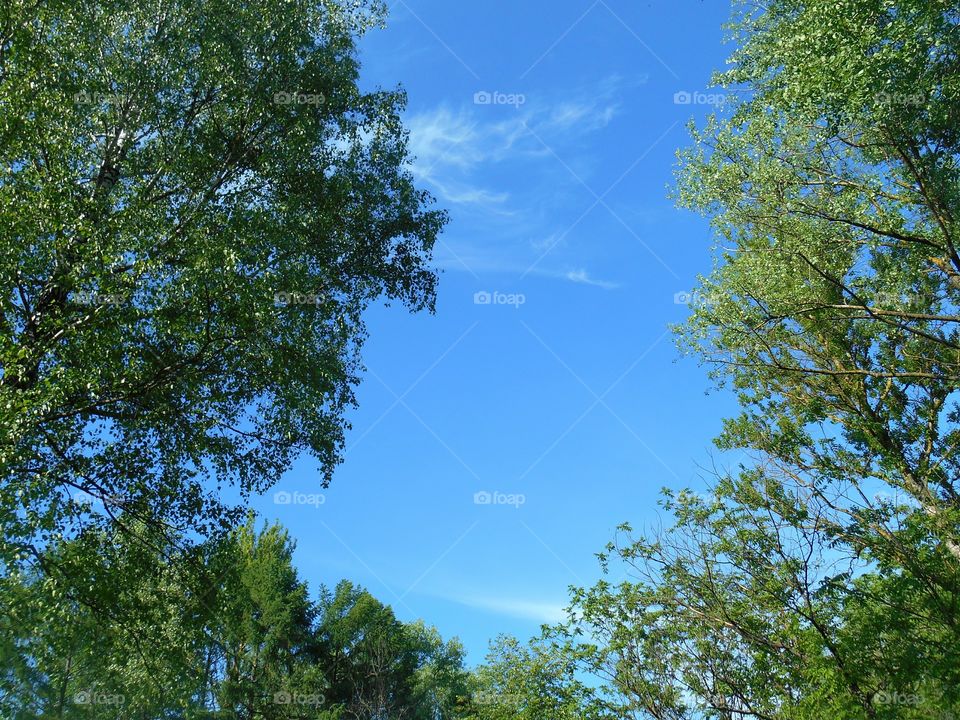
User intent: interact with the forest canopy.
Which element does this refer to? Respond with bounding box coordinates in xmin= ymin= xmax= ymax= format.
xmin=2 ymin=0 xmax=959 ymax=718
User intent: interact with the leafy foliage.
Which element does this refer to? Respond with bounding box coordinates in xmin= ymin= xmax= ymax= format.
xmin=557 ymin=1 xmax=960 ymax=718
xmin=0 ymin=0 xmax=445 ymax=571
xmin=7 ymin=1 xmax=960 ymax=718
xmin=463 ymin=632 xmax=617 ymax=720
xmin=0 ymin=518 xmax=470 ymax=719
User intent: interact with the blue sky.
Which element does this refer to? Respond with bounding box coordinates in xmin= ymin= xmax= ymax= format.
xmin=252 ymin=0 xmax=744 ymax=663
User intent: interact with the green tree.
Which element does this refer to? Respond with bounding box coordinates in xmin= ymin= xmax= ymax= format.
xmin=0 ymin=0 xmax=445 ymax=572
xmin=0 ymin=521 xmax=210 ymax=718
xmin=674 ymin=0 xmax=960 ymax=559
xmin=206 ymin=517 xmax=331 ymax=719
xmin=465 ymin=633 xmax=616 ymax=720
xmin=561 ymin=1 xmax=960 ymax=718
xmin=454 ymin=2 xmax=960 ymax=709
xmin=316 ymin=580 xmax=469 ymax=719
xmin=1 ymin=518 xmax=472 ymax=719
xmin=405 ymin=621 xmax=472 ymax=720
xmin=570 ymin=482 xmax=960 ymax=719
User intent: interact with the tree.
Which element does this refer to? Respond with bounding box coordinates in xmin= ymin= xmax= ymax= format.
xmin=673 ymin=0 xmax=960 ymax=558
xmin=0 ymin=0 xmax=445 ymax=574
xmin=464 ymin=632 xmax=617 ymax=720
xmin=405 ymin=621 xmax=472 ymax=720
xmin=0 ymin=521 xmax=211 ymax=718
xmin=570 ymin=481 xmax=960 ymax=720
xmin=558 ymin=1 xmax=960 ymax=718
xmin=206 ymin=517 xmax=330 ymax=720
xmin=0 ymin=517 xmax=472 ymax=719
xmin=316 ymin=580 xmax=470 ymax=719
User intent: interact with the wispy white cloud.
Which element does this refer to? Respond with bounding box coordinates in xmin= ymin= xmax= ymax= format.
xmin=405 ymin=78 xmax=629 ymax=209
xmin=405 ymin=76 xmax=644 ymax=279
xmin=445 ymin=594 xmax=569 ymax=623
xmin=563 ymin=268 xmax=620 ymax=290
xmin=427 ymin=178 xmax=511 ymax=209
xmin=544 ymin=99 xmax=619 ymax=134
xmin=432 ymin=243 xmax=619 ymax=289
xmin=405 ymin=109 xmax=512 ymax=210
xmin=529 ymin=231 xmax=566 ymax=253
xmin=406 ymin=107 xmax=483 ymax=173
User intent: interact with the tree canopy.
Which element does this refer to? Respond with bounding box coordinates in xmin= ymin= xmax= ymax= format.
xmin=4 ymin=0 xmax=960 ymax=718
xmin=560 ymin=1 xmax=960 ymax=718
xmin=0 ymin=0 xmax=445 ymax=571
xmin=0 ymin=517 xmax=472 ymax=719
